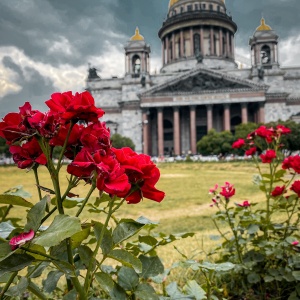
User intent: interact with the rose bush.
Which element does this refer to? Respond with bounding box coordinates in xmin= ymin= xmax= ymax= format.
xmin=0 ymin=91 xmax=197 ymax=300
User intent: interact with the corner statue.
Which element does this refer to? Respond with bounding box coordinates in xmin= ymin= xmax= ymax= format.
xmin=88 ymin=64 xmax=100 ymax=79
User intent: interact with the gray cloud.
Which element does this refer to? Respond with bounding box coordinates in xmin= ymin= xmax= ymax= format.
xmin=0 ymin=0 xmax=299 ymax=117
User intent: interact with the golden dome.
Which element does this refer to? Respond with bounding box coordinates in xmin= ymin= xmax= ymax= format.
xmin=130 ymin=27 xmax=144 ymax=41
xmin=256 ymin=18 xmax=272 ymax=31
xmin=169 ymin=0 xmax=179 ymax=8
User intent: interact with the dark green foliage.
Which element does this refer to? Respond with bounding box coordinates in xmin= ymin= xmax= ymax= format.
xmin=197 ymin=129 xmax=234 ymax=155
xmin=111 ymin=133 xmax=135 ymax=150
xmin=0 ymin=137 xmax=10 ymax=157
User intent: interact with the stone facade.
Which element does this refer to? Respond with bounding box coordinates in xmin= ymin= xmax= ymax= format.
xmin=86 ymin=0 xmax=300 ymax=156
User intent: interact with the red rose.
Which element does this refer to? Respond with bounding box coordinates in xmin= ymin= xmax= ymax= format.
xmin=28 ymin=111 xmax=61 ymax=139
xmin=113 ymin=147 xmax=165 ymax=204
xmin=291 ymin=180 xmax=300 ymax=197
xmin=245 ymin=147 xmax=257 ymax=156
xmin=271 ymin=185 xmax=286 ymax=197
xmin=237 ymin=200 xmax=251 ymax=207
xmin=276 ymin=125 xmax=291 ymax=135
xmin=209 ymin=183 xmax=218 ymax=194
xmin=255 ymin=126 xmax=275 ymax=143
xmin=9 ymin=138 xmax=47 ymax=169
xmin=232 ymin=139 xmax=245 ymax=149
xmin=46 ymin=91 xmax=104 ymax=123
xmin=220 ymin=182 xmax=235 ymax=199
xmin=80 ymin=121 xmax=111 ymax=155
xmin=67 ymin=149 xmax=131 ymax=198
xmin=9 ymin=229 xmax=35 ymax=250
xmin=282 ymin=155 xmax=300 ymax=173
xmin=260 ymin=149 xmax=276 ymax=163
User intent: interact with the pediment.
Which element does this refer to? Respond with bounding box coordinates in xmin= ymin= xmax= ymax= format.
xmin=141 ymin=67 xmax=268 ymax=97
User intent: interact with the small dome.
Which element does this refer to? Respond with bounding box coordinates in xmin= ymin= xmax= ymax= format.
xmin=130 ymin=27 xmax=144 ymax=41
xmin=256 ymin=18 xmax=272 ymax=31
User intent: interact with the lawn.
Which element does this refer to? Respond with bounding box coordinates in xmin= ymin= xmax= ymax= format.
xmin=0 ymin=161 xmax=265 ymax=265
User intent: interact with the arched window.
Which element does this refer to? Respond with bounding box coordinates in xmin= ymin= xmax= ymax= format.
xmin=193 ymin=33 xmax=201 ymax=55
xmin=132 ymin=55 xmax=141 ymax=74
xmin=260 ymin=45 xmax=271 ymax=64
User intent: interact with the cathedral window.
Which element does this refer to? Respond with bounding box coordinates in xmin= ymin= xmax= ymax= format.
xmin=209 ymin=4 xmax=213 ymax=11
xmin=187 ymin=5 xmax=192 ymax=11
xmin=260 ymin=45 xmax=271 ymax=64
xmin=181 ymin=6 xmax=184 ymax=13
xmin=132 ymin=55 xmax=141 ymax=74
xmin=193 ymin=33 xmax=201 ymax=55
xmin=195 ymin=4 xmax=199 ymax=10
xmin=202 ymin=3 xmax=206 ymax=10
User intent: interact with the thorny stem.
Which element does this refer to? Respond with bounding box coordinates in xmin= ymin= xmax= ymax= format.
xmin=1 ymin=204 xmax=12 ymax=222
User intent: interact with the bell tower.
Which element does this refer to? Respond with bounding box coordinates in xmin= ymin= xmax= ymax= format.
xmin=124 ymin=27 xmax=151 ymax=78
xmin=249 ymin=18 xmax=279 ymax=70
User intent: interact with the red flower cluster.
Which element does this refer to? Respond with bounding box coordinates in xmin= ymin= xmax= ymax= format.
xmin=260 ymin=149 xmax=276 ymax=164
xmin=232 ymin=138 xmax=245 ymax=149
xmin=271 ymin=185 xmax=286 ymax=197
xmin=220 ymin=182 xmax=235 ymax=199
xmin=0 ymin=91 xmax=165 ymax=204
xmin=291 ymin=180 xmax=300 ymax=197
xmin=282 ymin=155 xmax=300 ymax=173
xmin=232 ymin=125 xmax=291 ymax=159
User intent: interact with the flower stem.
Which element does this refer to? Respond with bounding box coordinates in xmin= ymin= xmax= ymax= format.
xmin=56 ymin=121 xmax=74 ymax=172
xmin=33 ymin=166 xmax=42 ymax=201
xmin=75 ymin=184 xmax=96 ymax=217
xmin=84 ymin=196 xmax=116 ymax=292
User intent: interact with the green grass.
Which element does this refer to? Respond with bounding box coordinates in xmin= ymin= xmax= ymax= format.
xmin=0 ymin=161 xmax=266 ymax=265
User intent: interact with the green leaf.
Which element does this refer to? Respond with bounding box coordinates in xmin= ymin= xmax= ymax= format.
xmin=25 ymin=195 xmax=48 ymax=232
xmin=95 ymin=272 xmax=115 ymax=295
xmin=0 ymin=253 xmax=35 ymax=276
xmin=5 ymin=186 xmax=32 ymax=198
xmin=77 ymin=245 xmax=93 ymax=267
xmin=63 ymin=197 xmax=85 ymax=209
xmin=139 ymin=255 xmax=164 ymax=279
xmin=113 ymin=219 xmax=144 ymax=244
xmin=183 ymin=280 xmax=206 ymax=300
xmin=0 ymin=221 xmax=15 ymax=239
xmin=117 ymin=266 xmax=139 ymax=291
xmin=139 ymin=235 xmax=158 ymax=246
xmin=200 ymin=262 xmax=235 ymax=272
xmin=28 ymin=262 xmax=50 ymax=278
xmin=5 ymin=276 xmax=29 ymax=297
xmin=70 ymin=226 xmax=90 ymax=249
xmin=0 ymin=194 xmax=33 ymax=208
xmin=134 ymin=283 xmax=159 ymax=300
xmin=33 ymin=215 xmax=81 ymax=247
xmin=166 ymin=282 xmax=186 ymax=298
xmin=42 ymin=270 xmax=64 ymax=294
xmin=0 ymin=273 xmax=16 ymax=283
xmin=94 ymin=193 xmax=112 ymax=207
xmin=247 ymin=224 xmax=260 ymax=235
xmin=136 ymin=216 xmax=159 ymax=225
xmin=292 ymin=271 xmax=300 ymax=280
xmin=52 ymin=261 xmax=76 ymax=277
xmin=275 ymin=169 xmax=286 ymax=178
xmin=108 ymin=249 xmax=142 ymax=273
xmin=94 ymin=221 xmax=113 ymax=255
xmin=247 ymin=272 xmax=261 ymax=284
xmin=0 ymin=242 xmax=12 ymax=262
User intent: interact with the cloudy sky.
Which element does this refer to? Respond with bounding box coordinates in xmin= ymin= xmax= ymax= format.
xmin=0 ymin=0 xmax=299 ymax=117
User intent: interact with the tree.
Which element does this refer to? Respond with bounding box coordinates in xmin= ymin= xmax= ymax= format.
xmin=197 ymin=129 xmax=234 ymax=156
xmin=0 ymin=137 xmax=10 ymax=157
xmin=111 ymin=133 xmax=135 ymax=150
xmin=234 ymin=122 xmax=260 ymax=140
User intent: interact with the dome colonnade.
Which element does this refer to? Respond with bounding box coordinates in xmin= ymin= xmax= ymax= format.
xmin=159 ymin=0 xmax=237 ymax=71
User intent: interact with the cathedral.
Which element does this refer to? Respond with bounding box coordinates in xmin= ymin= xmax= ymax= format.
xmin=86 ymin=0 xmax=300 ymax=156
